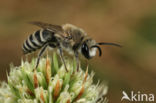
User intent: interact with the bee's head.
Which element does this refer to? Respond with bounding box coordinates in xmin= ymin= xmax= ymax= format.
xmin=81 ymin=39 xmax=122 ymax=59
xmin=81 ymin=39 xmax=97 ymax=59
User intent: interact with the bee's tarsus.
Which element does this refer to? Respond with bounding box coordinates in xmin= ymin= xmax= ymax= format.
xmin=76 ymin=63 xmax=80 ymax=72
xmin=59 ymin=48 xmax=68 ymax=72
xmin=33 ymin=68 xmax=35 ymax=72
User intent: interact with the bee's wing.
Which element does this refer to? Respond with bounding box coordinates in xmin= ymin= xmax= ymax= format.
xmin=29 ymin=21 xmax=65 ymax=36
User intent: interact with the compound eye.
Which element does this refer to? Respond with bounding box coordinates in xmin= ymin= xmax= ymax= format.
xmin=81 ymin=43 xmax=90 ymax=59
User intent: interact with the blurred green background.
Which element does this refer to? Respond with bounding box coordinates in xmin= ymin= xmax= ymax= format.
xmin=0 ymin=0 xmax=156 ymax=103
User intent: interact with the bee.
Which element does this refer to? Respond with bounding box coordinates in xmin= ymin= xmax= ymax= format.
xmin=22 ymin=21 xmax=121 ymax=72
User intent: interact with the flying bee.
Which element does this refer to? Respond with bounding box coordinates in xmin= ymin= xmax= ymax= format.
xmin=22 ymin=21 xmax=121 ymax=72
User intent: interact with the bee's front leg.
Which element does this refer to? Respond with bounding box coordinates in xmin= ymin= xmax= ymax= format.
xmin=75 ymin=52 xmax=80 ymax=72
xmin=59 ymin=47 xmax=68 ymax=72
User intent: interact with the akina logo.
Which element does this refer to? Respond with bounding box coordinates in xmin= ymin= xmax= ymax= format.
xmin=121 ymin=91 xmax=154 ymax=102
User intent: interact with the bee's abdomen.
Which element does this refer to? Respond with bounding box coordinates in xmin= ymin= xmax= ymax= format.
xmin=22 ymin=29 xmax=53 ymax=54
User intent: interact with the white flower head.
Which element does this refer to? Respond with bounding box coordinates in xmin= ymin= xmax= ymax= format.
xmin=0 ymin=53 xmax=108 ymax=103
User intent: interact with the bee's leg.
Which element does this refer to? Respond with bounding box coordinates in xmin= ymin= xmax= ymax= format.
xmin=34 ymin=44 xmax=48 ymax=71
xmin=59 ymin=47 xmax=68 ymax=72
xmin=75 ymin=52 xmax=80 ymax=71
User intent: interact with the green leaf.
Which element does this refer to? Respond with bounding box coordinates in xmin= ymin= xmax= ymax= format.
xmin=73 ymin=58 xmax=77 ymax=71
xmin=38 ymin=73 xmax=47 ymax=89
xmin=8 ymin=79 xmax=20 ymax=98
xmin=21 ymin=68 xmax=34 ymax=93
xmin=53 ymin=53 xmax=59 ymax=73
xmin=63 ymin=71 xmax=71 ymax=89
xmin=48 ymin=86 xmax=53 ymax=103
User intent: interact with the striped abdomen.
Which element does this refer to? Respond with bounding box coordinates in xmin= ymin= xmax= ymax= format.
xmin=22 ymin=29 xmax=54 ymax=54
